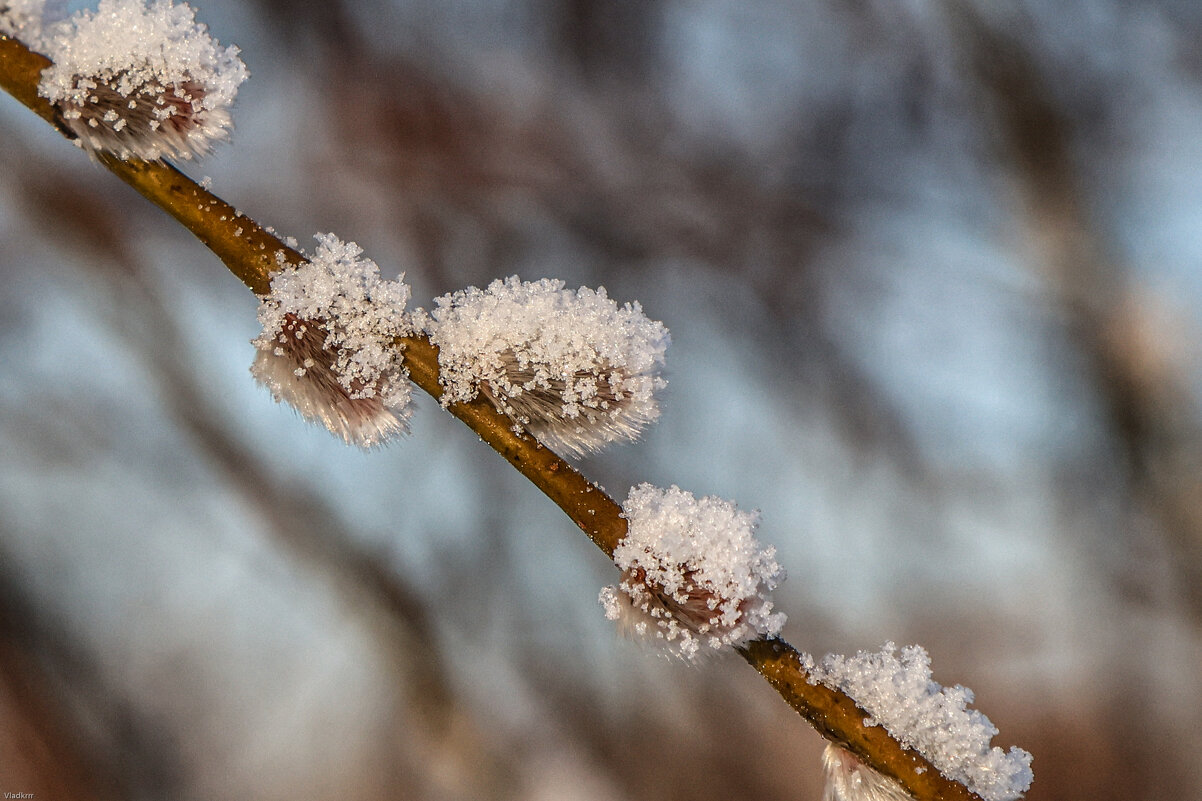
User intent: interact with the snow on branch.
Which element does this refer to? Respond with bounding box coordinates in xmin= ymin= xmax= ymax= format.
xmin=600 ymin=483 xmax=786 ymax=660
xmin=37 ymin=0 xmax=246 ymax=160
xmin=425 ymin=276 xmax=669 ymax=458
xmin=251 ymin=234 xmax=416 ymax=447
xmin=807 ymin=643 xmax=1034 ymax=801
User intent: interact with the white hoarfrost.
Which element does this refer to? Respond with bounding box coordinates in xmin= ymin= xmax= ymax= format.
xmin=600 ymin=483 xmax=785 ymax=660
xmin=424 ymin=276 xmax=669 ymax=458
xmin=807 ymin=643 xmax=1034 ymax=801
xmin=38 ymin=0 xmax=247 ymax=160
xmin=252 ymin=234 xmax=415 ymax=448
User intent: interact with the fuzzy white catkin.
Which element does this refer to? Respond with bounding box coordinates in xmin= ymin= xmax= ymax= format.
xmin=251 ymin=234 xmax=415 ymax=447
xmin=425 ymin=276 xmax=669 ymax=458
xmin=600 ymin=483 xmax=785 ymax=660
xmin=821 ymin=745 xmax=914 ymax=801
xmin=38 ymin=0 xmax=247 ymax=161
xmin=807 ymin=644 xmax=1033 ymax=801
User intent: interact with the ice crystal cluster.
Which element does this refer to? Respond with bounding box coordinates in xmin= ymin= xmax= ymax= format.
xmin=599 ymin=484 xmax=786 ymax=660
xmin=808 ymin=643 xmax=1034 ymax=801
xmin=38 ymin=0 xmax=247 ymax=160
xmin=425 ymin=277 xmax=669 ymax=458
xmin=252 ymin=234 xmax=415 ymax=448
xmin=820 ymin=744 xmax=913 ymax=801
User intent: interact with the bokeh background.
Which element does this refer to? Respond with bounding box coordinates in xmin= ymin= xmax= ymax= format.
xmin=3 ymin=1 xmax=1202 ymax=799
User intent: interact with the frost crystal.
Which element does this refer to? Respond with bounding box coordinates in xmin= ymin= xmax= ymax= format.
xmin=425 ymin=276 xmax=669 ymax=458
xmin=808 ymin=644 xmax=1034 ymax=801
xmin=38 ymin=0 xmax=247 ymax=161
xmin=821 ymin=744 xmax=913 ymax=801
xmin=252 ymin=234 xmax=415 ymax=447
xmin=599 ymin=484 xmax=785 ymax=660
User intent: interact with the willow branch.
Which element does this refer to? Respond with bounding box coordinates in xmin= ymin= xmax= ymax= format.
xmin=1 ymin=31 xmax=985 ymax=801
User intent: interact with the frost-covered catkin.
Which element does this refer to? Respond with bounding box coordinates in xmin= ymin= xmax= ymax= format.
xmin=425 ymin=277 xmax=669 ymax=458
xmin=821 ymin=744 xmax=913 ymax=801
xmin=807 ymin=643 xmax=1034 ymax=801
xmin=38 ymin=0 xmax=247 ymax=161
xmin=252 ymin=234 xmax=415 ymax=448
xmin=599 ymin=484 xmax=785 ymax=660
